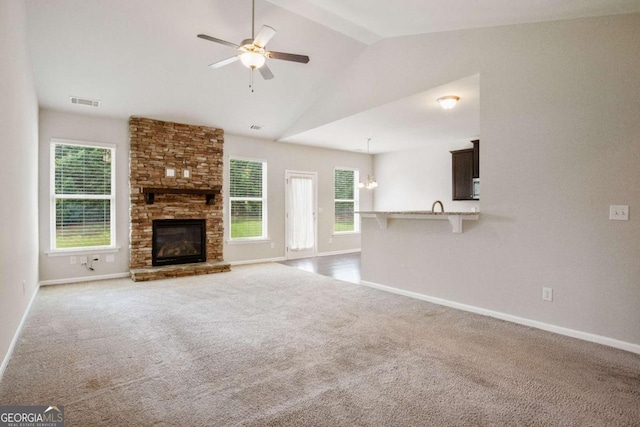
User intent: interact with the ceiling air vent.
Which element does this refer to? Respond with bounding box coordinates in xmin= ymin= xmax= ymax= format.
xmin=70 ymin=96 xmax=100 ymax=107
xmin=249 ymin=124 xmax=264 ymax=131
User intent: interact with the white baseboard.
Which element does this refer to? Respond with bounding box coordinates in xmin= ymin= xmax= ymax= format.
xmin=0 ymin=284 xmax=40 ymax=382
xmin=39 ymin=272 xmax=130 ymax=286
xmin=229 ymin=257 xmax=287 ymax=266
xmin=316 ymin=249 xmax=361 ymax=257
xmin=360 ymin=280 xmax=640 ymax=355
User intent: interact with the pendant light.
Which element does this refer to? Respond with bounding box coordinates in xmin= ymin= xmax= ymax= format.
xmin=359 ymin=138 xmax=378 ymax=189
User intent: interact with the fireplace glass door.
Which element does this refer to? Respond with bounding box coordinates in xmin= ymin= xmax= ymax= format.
xmin=152 ymin=219 xmax=206 ymax=266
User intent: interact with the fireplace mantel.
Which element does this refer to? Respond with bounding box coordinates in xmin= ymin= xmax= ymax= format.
xmin=141 ymin=186 xmax=222 ymax=205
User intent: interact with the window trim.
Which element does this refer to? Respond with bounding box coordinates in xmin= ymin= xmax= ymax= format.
xmin=333 ymin=167 xmax=360 ymax=235
xmin=228 ymin=156 xmax=268 ymax=242
xmin=50 ymin=138 xmax=116 ymax=252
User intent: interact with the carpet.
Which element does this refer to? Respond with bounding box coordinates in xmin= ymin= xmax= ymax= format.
xmin=1 ymin=263 xmax=639 ymax=426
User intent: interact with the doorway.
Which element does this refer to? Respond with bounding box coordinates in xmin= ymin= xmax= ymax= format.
xmin=285 ymin=170 xmax=317 ymax=259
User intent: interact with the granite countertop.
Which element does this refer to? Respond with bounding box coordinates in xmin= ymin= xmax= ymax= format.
xmin=356 ymin=211 xmax=479 ymax=233
xmin=357 ymin=211 xmax=478 ymax=216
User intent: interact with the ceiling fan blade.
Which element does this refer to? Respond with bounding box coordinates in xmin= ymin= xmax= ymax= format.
xmin=266 ymin=51 xmax=310 ymax=64
xmin=259 ymin=63 xmax=274 ymax=80
xmin=253 ymin=25 xmax=276 ymax=48
xmin=209 ymin=56 xmax=240 ymax=69
xmin=197 ymin=34 xmax=240 ymax=49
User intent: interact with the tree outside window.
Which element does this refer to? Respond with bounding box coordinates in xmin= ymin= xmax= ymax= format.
xmin=334 ymin=168 xmax=359 ymax=233
xmin=229 ymin=158 xmax=267 ymax=239
xmin=51 ymin=141 xmax=115 ymax=250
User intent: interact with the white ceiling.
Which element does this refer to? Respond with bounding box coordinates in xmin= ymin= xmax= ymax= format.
xmin=282 ymin=74 xmax=480 ymax=153
xmin=25 ymin=0 xmax=640 ymax=153
xmin=266 ymin=0 xmax=640 ymax=43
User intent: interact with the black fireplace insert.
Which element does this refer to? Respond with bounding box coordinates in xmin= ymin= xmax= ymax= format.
xmin=152 ymin=219 xmax=206 ymax=266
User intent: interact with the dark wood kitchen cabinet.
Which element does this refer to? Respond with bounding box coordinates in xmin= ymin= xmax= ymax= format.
xmin=451 ymin=140 xmax=479 ymax=201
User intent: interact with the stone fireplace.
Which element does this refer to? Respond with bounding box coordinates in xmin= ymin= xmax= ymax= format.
xmin=129 ymin=117 xmax=230 ymax=281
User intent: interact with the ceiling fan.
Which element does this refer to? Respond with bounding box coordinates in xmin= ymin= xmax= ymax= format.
xmin=197 ymin=0 xmax=310 ymax=89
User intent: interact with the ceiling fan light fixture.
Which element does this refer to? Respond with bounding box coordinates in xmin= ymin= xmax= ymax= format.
xmin=240 ymin=51 xmax=266 ymax=69
xmin=437 ymin=95 xmax=460 ymax=110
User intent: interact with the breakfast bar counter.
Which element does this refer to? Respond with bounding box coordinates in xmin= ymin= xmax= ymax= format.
xmin=357 ymin=211 xmax=479 ymax=233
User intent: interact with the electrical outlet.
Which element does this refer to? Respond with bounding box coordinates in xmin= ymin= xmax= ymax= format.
xmin=80 ymin=256 xmax=87 ymax=265
xmin=106 ymin=254 xmax=115 ymax=263
xmin=542 ymin=287 xmax=553 ymax=301
xmin=270 ymin=242 xmax=275 ymax=249
xmin=609 ymin=205 xmax=629 ymax=221
xmin=183 ymin=169 xmax=190 ymax=178
xmin=70 ymin=256 xmax=77 ymax=265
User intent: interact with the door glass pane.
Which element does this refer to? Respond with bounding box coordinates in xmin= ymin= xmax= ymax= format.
xmin=288 ymin=177 xmax=314 ymax=251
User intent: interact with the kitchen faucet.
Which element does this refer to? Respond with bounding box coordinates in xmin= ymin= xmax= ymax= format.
xmin=432 ymin=200 xmax=444 ymax=213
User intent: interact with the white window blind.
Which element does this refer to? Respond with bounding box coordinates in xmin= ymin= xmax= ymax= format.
xmin=51 ymin=141 xmax=115 ymax=250
xmin=229 ymin=158 xmax=267 ymax=239
xmin=334 ymin=168 xmax=359 ymax=233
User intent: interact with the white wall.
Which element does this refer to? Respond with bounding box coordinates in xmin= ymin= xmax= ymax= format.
xmin=329 ymin=14 xmax=640 ymax=346
xmin=374 ymin=140 xmax=480 ymax=212
xmin=38 ymin=110 xmax=130 ymax=282
xmin=224 ymin=134 xmax=373 ymax=263
xmin=0 ymin=2 xmax=40 ymax=373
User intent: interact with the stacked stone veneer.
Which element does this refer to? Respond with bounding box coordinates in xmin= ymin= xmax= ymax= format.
xmin=129 ymin=117 xmax=230 ymax=281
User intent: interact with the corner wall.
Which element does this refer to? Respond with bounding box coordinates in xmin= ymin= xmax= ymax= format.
xmin=0 ymin=2 xmax=40 ymax=374
xmin=341 ymin=14 xmax=640 ymax=346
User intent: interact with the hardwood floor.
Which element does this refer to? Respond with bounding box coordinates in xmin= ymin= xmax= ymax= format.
xmin=278 ymin=252 xmax=361 ymax=284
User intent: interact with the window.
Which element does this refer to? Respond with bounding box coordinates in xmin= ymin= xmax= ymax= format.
xmin=229 ymin=158 xmax=267 ymax=240
xmin=51 ymin=140 xmax=115 ymax=250
xmin=334 ymin=168 xmax=359 ymax=233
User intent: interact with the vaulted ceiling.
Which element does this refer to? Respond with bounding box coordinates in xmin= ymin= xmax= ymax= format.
xmin=25 ymin=0 xmax=640 ymax=153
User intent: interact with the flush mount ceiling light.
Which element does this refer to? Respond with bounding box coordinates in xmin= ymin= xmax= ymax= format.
xmin=437 ymin=95 xmax=460 ymax=110
xmin=358 ymin=138 xmax=378 ymax=190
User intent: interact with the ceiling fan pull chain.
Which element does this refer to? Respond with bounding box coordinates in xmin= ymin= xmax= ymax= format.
xmin=250 ymin=68 xmax=254 ymax=92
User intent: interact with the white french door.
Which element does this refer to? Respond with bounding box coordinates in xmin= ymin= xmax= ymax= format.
xmin=285 ymin=171 xmax=317 ymax=259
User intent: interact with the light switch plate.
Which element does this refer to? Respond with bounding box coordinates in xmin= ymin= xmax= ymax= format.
xmin=609 ymin=205 xmax=629 ymax=221
xmin=166 ymin=168 xmax=175 ymax=177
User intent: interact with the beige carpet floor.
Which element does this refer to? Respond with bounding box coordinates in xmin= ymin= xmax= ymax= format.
xmin=1 ymin=263 xmax=639 ymax=426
